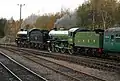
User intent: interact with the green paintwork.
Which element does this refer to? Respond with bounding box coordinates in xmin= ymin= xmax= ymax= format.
xmin=68 ymin=32 xmax=74 ymax=44
xmin=49 ymin=30 xmax=68 ymax=41
xmin=50 ymin=28 xmax=103 ymax=50
xmin=52 ymin=34 xmax=68 ymax=40
xmin=74 ymin=32 xmax=103 ymax=48
xmin=68 ymin=38 xmax=73 ymax=44
xmin=103 ymin=27 xmax=120 ymax=52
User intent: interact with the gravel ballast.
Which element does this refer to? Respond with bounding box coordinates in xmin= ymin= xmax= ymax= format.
xmin=0 ymin=48 xmax=120 ymax=81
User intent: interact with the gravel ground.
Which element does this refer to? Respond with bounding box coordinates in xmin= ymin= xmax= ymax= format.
xmin=0 ymin=63 xmax=19 ymax=81
xmin=36 ymin=55 xmax=120 ymax=81
xmin=0 ymin=48 xmax=120 ymax=81
xmin=0 ymin=48 xmax=77 ymax=81
xmin=0 ymin=54 xmax=46 ymax=81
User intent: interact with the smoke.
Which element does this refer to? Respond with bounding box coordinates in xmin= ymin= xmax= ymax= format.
xmin=54 ymin=11 xmax=77 ymax=29
xmin=21 ymin=14 xmax=39 ymax=27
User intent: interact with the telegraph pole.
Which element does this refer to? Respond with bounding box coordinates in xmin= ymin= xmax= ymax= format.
xmin=17 ymin=4 xmax=25 ymax=29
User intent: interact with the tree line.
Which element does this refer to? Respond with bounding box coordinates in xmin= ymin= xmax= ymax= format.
xmin=77 ymin=0 xmax=120 ymax=29
xmin=1 ymin=0 xmax=120 ymax=40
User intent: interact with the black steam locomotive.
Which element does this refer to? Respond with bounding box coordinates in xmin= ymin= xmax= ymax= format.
xmin=15 ymin=28 xmax=49 ymax=49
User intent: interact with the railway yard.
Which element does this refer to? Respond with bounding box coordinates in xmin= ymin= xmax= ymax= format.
xmin=1 ymin=0 xmax=120 ymax=81
xmin=0 ymin=44 xmax=119 ymax=81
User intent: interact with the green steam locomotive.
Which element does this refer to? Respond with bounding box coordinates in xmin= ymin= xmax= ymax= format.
xmin=48 ymin=27 xmax=120 ymax=56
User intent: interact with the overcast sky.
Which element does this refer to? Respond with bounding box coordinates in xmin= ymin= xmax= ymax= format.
xmin=0 ymin=0 xmax=85 ymax=20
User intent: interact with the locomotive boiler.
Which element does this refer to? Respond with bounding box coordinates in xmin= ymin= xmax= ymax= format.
xmin=28 ymin=28 xmax=49 ymax=49
xmin=48 ymin=28 xmax=69 ymax=53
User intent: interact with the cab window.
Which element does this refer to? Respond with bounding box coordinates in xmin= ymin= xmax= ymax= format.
xmin=69 ymin=32 xmax=72 ymax=37
xmin=111 ymin=35 xmax=114 ymax=39
xmin=115 ymin=34 xmax=120 ymax=42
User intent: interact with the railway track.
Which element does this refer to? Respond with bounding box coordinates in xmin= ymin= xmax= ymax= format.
xmin=0 ymin=51 xmax=48 ymax=81
xmin=0 ymin=62 xmax=21 ymax=81
xmin=23 ymin=53 xmax=104 ymax=81
xmin=1 ymin=44 xmax=120 ymax=80
xmin=0 ymin=45 xmax=106 ymax=81
xmin=2 ymin=45 xmax=120 ymax=72
xmin=1 ymin=43 xmax=120 ymax=62
xmin=16 ymin=46 xmax=120 ymax=72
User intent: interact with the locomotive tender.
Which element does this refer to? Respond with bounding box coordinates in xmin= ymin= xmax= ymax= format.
xmin=15 ymin=27 xmax=120 ymax=57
